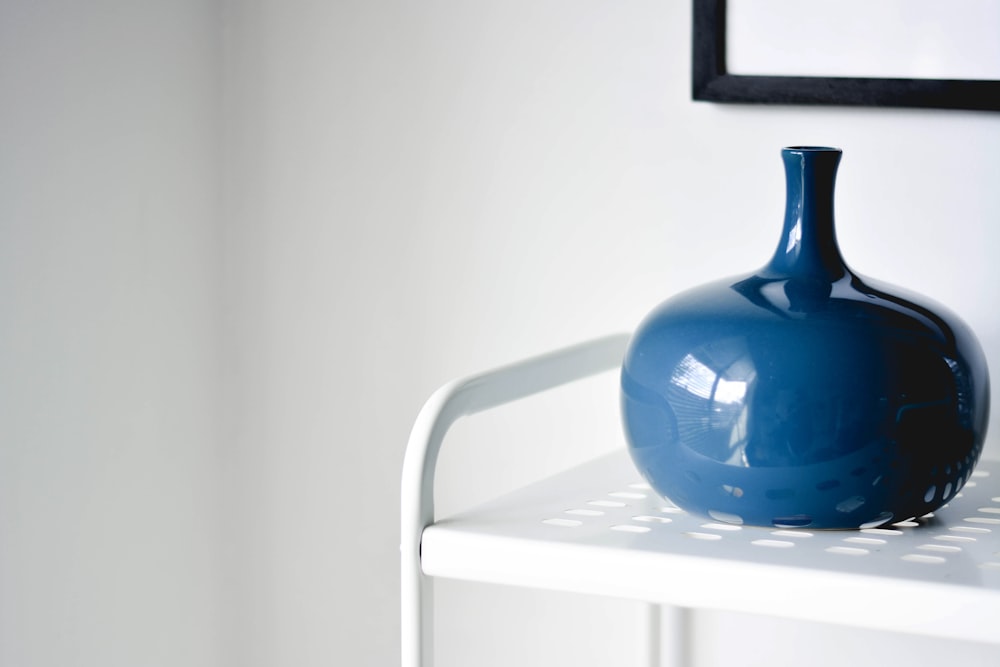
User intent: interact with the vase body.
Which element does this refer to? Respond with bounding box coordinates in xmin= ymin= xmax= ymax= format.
xmin=621 ymin=147 xmax=990 ymax=529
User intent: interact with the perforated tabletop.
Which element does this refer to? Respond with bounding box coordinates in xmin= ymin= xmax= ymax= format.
xmin=422 ymin=452 xmax=1000 ymax=644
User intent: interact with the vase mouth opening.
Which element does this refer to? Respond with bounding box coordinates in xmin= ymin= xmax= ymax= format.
xmin=783 ymin=146 xmax=842 ymax=153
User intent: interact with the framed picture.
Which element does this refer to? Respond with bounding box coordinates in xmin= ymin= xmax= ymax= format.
xmin=692 ymin=0 xmax=1000 ymax=111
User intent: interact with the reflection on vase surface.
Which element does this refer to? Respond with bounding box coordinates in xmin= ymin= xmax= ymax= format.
xmin=621 ymin=147 xmax=989 ymax=529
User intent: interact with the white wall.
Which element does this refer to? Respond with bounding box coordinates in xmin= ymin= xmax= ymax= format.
xmin=4 ymin=2 xmax=1000 ymax=667
xmin=225 ymin=1 xmax=1000 ymax=665
xmin=0 ymin=1 xmax=222 ymax=666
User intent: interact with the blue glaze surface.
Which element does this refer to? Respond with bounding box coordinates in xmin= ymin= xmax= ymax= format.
xmin=621 ymin=147 xmax=990 ymax=529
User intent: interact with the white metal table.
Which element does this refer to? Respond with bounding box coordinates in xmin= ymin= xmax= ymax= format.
xmin=401 ymin=334 xmax=1000 ymax=666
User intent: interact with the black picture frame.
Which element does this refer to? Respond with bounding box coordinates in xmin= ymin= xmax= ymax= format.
xmin=692 ymin=0 xmax=1000 ymax=112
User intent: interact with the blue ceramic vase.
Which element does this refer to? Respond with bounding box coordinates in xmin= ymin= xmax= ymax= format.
xmin=621 ymin=146 xmax=990 ymax=529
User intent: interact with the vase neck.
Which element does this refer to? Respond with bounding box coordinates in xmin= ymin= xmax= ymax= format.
xmin=765 ymin=147 xmax=848 ymax=281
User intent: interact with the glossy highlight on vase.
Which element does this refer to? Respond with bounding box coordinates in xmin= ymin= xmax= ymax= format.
xmin=620 ymin=146 xmax=990 ymax=529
